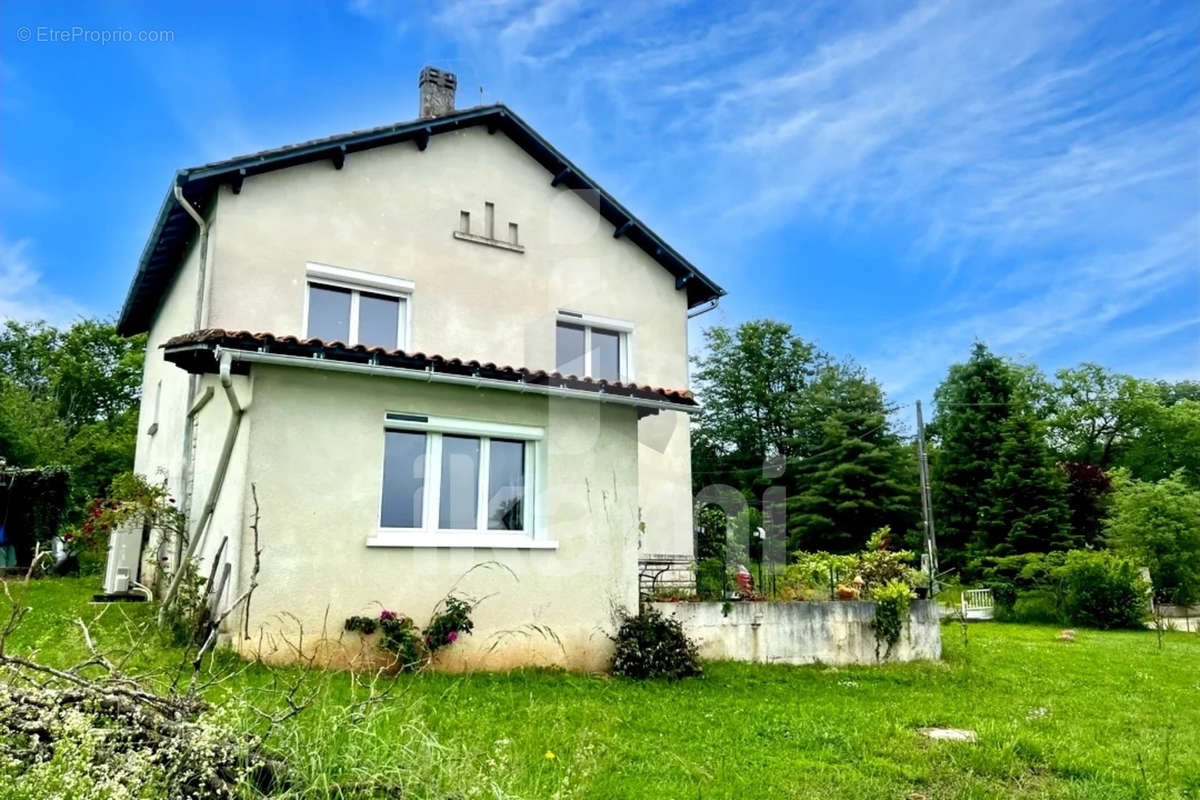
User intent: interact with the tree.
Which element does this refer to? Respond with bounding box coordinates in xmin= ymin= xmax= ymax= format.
xmin=0 ymin=319 xmax=145 ymax=519
xmin=1104 ymin=469 xmax=1200 ymax=605
xmin=691 ymin=321 xmax=829 ymax=493
xmin=1061 ymin=461 xmax=1112 ymax=547
xmin=930 ymin=343 xmax=1076 ymax=568
xmin=929 ymin=343 xmax=1018 ymax=569
xmin=1047 ymin=364 xmax=1158 ymax=468
xmin=977 ymin=412 xmax=1072 ymax=555
xmin=0 ymin=380 xmax=68 ymax=467
xmin=1117 ymin=398 xmax=1200 ymax=485
xmin=786 ymin=368 xmax=918 ymax=553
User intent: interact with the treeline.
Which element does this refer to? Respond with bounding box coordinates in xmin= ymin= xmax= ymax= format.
xmin=0 ymin=319 xmax=145 ymax=521
xmin=692 ymin=322 xmax=1200 ymax=604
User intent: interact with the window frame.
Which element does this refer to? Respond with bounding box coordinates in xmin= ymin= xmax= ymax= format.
xmin=303 ymin=262 xmax=413 ymax=350
xmin=369 ymin=413 xmax=553 ymax=550
xmin=555 ymin=310 xmax=635 ymax=382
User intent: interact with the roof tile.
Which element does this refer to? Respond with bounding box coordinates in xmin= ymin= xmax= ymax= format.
xmin=162 ymin=329 xmax=696 ymax=408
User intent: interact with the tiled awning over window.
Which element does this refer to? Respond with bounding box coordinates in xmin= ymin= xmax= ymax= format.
xmin=163 ymin=329 xmax=697 ymax=410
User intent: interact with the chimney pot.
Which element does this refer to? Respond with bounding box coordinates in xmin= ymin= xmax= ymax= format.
xmin=419 ymin=66 xmax=457 ymax=118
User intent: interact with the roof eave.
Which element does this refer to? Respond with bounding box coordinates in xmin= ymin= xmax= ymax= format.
xmin=119 ymin=104 xmax=725 ymax=337
xmin=162 ymin=335 xmax=699 ymax=414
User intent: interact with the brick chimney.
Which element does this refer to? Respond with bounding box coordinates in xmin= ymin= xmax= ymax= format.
xmin=418 ymin=66 xmax=457 ymax=118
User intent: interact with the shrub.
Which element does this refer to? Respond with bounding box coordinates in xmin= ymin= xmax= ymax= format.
xmin=783 ymin=551 xmax=859 ymax=599
xmin=610 ymin=606 xmax=702 ymax=680
xmin=694 ymin=557 xmax=727 ymax=600
xmin=1057 ymin=550 xmax=1149 ymax=630
xmin=972 ymin=552 xmax=1067 ymax=615
xmin=857 ymin=527 xmax=915 ymax=592
xmin=783 ymin=527 xmax=915 ymax=601
xmin=345 ymin=596 xmax=474 ymax=672
xmin=694 ymin=504 xmax=728 ymax=562
xmin=1005 ymin=589 xmax=1059 ymax=624
xmin=424 ymin=596 xmax=474 ymax=653
xmin=1104 ymin=470 xmax=1200 ymax=605
xmin=868 ymin=579 xmax=914 ymax=659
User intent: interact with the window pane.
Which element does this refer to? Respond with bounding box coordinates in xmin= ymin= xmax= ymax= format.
xmin=380 ymin=431 xmax=425 ymax=528
xmin=439 ymin=435 xmax=480 ymax=529
xmin=591 ymin=328 xmax=621 ymax=380
xmin=488 ymin=439 xmax=525 ymax=531
xmin=307 ymin=284 xmax=352 ymax=343
xmin=556 ymin=322 xmax=585 ymax=376
xmin=358 ymin=292 xmax=401 ymax=349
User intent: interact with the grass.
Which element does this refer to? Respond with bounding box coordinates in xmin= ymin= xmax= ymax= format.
xmin=4 ymin=577 xmax=1200 ymax=799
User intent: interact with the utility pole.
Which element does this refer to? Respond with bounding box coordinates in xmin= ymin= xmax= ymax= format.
xmin=915 ymin=400 xmax=939 ymax=591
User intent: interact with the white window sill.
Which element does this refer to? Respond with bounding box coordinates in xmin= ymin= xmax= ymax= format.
xmin=366 ymin=531 xmax=558 ymax=550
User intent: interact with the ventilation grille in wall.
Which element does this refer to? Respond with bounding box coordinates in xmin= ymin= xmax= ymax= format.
xmin=453 ymin=201 xmax=524 ymax=253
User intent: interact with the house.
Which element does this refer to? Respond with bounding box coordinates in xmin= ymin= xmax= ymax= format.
xmin=118 ymin=67 xmax=724 ymax=670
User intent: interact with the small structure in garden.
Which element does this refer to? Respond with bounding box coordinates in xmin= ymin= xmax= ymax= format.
xmin=651 ymin=526 xmax=943 ymax=665
xmin=0 ymin=464 xmax=69 ymax=572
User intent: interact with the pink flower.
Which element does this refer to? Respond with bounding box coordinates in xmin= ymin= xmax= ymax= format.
xmin=380 ymin=609 xmax=397 ymax=621
xmin=446 ymin=630 xmax=458 ymax=644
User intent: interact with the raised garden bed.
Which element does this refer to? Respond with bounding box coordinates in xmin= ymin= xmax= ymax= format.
xmin=650 ymin=599 xmax=942 ymax=665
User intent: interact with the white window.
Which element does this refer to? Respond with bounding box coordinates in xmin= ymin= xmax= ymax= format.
xmin=372 ymin=413 xmax=551 ymax=549
xmin=555 ymin=310 xmax=633 ymax=381
xmin=304 ymin=262 xmax=412 ymax=349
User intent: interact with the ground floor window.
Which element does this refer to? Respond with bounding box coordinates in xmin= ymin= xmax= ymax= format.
xmin=379 ymin=414 xmax=538 ymax=535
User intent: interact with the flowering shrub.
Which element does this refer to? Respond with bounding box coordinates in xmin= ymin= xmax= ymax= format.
xmin=610 ymin=606 xmax=702 ymax=681
xmin=344 ymin=596 xmax=474 ymax=672
xmin=61 ymin=472 xmax=185 ymax=578
xmin=425 ymin=596 xmax=474 ymax=653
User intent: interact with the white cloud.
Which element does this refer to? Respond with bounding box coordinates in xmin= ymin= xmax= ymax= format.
xmin=0 ymin=236 xmax=88 ymax=326
xmin=412 ymin=0 xmax=1198 ymax=394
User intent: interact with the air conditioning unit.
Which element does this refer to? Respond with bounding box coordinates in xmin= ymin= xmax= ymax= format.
xmin=102 ymin=516 xmax=144 ymax=596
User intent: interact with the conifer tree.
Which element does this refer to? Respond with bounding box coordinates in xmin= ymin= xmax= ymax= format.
xmin=929 ymin=343 xmax=1016 ymax=569
xmin=978 ymin=412 xmax=1073 ymax=554
xmin=786 ymin=371 xmax=918 ymax=553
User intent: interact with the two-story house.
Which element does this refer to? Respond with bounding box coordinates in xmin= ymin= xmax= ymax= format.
xmin=118 ymin=67 xmax=724 ymax=670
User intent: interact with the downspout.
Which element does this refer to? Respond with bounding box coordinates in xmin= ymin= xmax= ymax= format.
xmin=172 ymin=182 xmax=211 ymax=567
xmin=159 ymin=351 xmax=245 ymax=623
xmin=173 ymin=182 xmax=211 ymax=332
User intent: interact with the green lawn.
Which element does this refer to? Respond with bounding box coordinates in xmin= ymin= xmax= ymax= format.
xmin=3 ymin=577 xmax=1200 ymax=799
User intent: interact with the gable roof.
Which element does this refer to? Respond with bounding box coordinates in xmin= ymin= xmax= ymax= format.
xmin=117 ymin=104 xmax=725 ymax=336
xmin=162 ymin=329 xmax=698 ymax=413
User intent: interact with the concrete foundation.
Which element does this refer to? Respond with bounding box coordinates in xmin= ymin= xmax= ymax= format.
xmin=651 ymin=599 xmax=943 ymax=665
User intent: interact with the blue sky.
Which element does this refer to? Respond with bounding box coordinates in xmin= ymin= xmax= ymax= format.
xmin=1 ymin=0 xmax=1197 ymax=405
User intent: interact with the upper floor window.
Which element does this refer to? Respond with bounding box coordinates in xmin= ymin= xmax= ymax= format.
xmin=555 ymin=311 xmax=633 ymax=382
xmin=304 ymin=262 xmax=413 ymax=350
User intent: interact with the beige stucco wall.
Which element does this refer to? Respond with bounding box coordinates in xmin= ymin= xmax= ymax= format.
xmin=132 ymin=234 xmax=252 ymax=596
xmin=133 ymin=235 xmax=198 ymax=499
xmin=196 ymin=126 xmax=695 ymax=558
xmin=637 ymin=412 xmax=694 ymax=556
xmin=234 ymin=365 xmax=640 ymax=671
xmin=132 ymin=236 xmax=211 ymax=571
